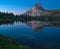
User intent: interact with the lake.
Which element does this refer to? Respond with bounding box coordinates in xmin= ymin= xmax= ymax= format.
xmin=0 ymin=20 xmax=60 ymax=49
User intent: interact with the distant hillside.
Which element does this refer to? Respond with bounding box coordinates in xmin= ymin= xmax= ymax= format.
xmin=0 ymin=34 xmax=32 ymax=49
xmin=24 ymin=3 xmax=60 ymax=17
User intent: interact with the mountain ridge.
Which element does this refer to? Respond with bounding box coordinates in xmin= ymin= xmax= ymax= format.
xmin=23 ymin=3 xmax=60 ymax=16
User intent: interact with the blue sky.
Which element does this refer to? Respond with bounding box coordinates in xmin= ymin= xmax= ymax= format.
xmin=0 ymin=0 xmax=60 ymax=15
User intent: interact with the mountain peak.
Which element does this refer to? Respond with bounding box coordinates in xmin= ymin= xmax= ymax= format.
xmin=23 ymin=3 xmax=60 ymax=16
xmin=35 ymin=3 xmax=42 ymax=7
xmin=34 ymin=3 xmax=44 ymax=10
xmin=24 ymin=3 xmax=51 ymax=16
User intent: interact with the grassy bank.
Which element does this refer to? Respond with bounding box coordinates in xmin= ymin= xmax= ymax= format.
xmin=0 ymin=34 xmax=32 ymax=49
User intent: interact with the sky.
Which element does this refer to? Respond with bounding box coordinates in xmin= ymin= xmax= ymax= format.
xmin=0 ymin=0 xmax=60 ymax=15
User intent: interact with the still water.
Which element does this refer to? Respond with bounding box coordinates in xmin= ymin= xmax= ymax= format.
xmin=0 ymin=21 xmax=60 ymax=49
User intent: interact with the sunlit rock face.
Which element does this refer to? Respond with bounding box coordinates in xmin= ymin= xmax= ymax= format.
xmin=24 ymin=3 xmax=60 ymax=16
xmin=24 ymin=3 xmax=51 ymax=16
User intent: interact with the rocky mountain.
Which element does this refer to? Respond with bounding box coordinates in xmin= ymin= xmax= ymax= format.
xmin=24 ymin=3 xmax=60 ymax=16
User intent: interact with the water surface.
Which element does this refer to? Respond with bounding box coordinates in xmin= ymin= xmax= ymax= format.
xmin=0 ymin=21 xmax=60 ymax=49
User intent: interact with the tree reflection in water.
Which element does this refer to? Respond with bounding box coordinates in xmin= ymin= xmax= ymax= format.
xmin=0 ymin=19 xmax=60 ymax=32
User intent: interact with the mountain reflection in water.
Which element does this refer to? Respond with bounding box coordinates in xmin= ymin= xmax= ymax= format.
xmin=26 ymin=21 xmax=60 ymax=32
xmin=0 ymin=20 xmax=60 ymax=32
xmin=0 ymin=20 xmax=60 ymax=49
xmin=26 ymin=21 xmax=52 ymax=32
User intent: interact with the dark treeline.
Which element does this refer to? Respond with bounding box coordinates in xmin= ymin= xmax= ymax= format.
xmin=0 ymin=12 xmax=60 ymax=21
xmin=16 ymin=15 xmax=60 ymax=21
xmin=0 ymin=12 xmax=60 ymax=26
xmin=0 ymin=12 xmax=15 ymax=25
xmin=0 ymin=12 xmax=15 ymax=19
